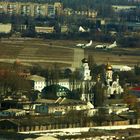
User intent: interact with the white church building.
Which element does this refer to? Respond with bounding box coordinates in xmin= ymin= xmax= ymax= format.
xmin=80 ymin=58 xmax=93 ymax=102
xmin=105 ymin=63 xmax=124 ymax=97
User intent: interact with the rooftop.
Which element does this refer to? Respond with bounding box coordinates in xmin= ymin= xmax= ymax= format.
xmin=27 ymin=75 xmax=45 ymax=81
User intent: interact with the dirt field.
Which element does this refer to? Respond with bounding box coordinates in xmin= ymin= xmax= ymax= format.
xmin=0 ymin=37 xmax=140 ymax=68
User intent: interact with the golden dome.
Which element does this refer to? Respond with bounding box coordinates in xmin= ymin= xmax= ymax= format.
xmin=106 ymin=63 xmax=112 ymax=70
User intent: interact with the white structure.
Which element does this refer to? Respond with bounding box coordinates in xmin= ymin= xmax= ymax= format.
xmin=95 ymin=41 xmax=117 ymax=49
xmin=81 ymin=58 xmax=93 ymax=102
xmin=106 ymin=64 xmax=123 ymax=97
xmin=0 ymin=23 xmax=11 ymax=33
xmin=27 ymin=75 xmax=46 ymax=92
xmin=107 ymin=41 xmax=117 ymax=49
xmin=79 ymin=26 xmax=86 ymax=32
xmin=112 ymin=5 xmax=137 ymax=12
xmin=81 ymin=58 xmax=92 ymax=81
xmin=35 ymin=26 xmax=54 ymax=33
xmin=106 ymin=63 xmax=113 ymax=85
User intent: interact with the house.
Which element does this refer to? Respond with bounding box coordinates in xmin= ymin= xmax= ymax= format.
xmin=35 ymin=26 xmax=55 ymax=33
xmin=0 ymin=117 xmax=81 ymax=132
xmin=97 ymin=104 xmax=129 ymax=115
xmin=61 ymin=25 xmax=68 ymax=33
xmin=27 ymin=75 xmax=46 ymax=92
xmin=112 ymin=5 xmax=137 ymax=12
xmin=58 ymin=79 xmax=70 ymax=89
xmin=34 ymin=97 xmax=94 ymax=115
xmin=0 ymin=109 xmax=26 ymax=117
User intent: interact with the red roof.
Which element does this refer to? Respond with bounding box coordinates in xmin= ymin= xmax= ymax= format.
xmin=131 ymin=87 xmax=140 ymax=91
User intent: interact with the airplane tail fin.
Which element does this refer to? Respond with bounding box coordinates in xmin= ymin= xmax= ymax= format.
xmin=113 ymin=41 xmax=117 ymax=45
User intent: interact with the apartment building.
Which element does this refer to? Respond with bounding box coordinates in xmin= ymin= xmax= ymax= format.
xmin=0 ymin=2 xmax=62 ymax=17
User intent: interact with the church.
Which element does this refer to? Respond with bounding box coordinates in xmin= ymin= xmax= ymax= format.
xmin=105 ymin=63 xmax=124 ymax=97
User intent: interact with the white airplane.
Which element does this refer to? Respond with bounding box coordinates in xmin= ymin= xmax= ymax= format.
xmin=95 ymin=41 xmax=117 ymax=49
xmin=82 ymin=40 xmax=92 ymax=48
xmin=76 ymin=40 xmax=92 ymax=49
xmin=95 ymin=44 xmax=107 ymax=49
xmin=107 ymin=41 xmax=117 ymax=49
xmin=79 ymin=26 xmax=86 ymax=32
xmin=76 ymin=43 xmax=85 ymax=47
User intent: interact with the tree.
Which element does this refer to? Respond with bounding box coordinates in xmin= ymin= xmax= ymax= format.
xmin=0 ymin=69 xmax=31 ymax=96
xmin=123 ymin=93 xmax=138 ymax=109
xmin=134 ymin=64 xmax=140 ymax=76
xmin=92 ymin=81 xmax=106 ymax=107
xmin=93 ymin=108 xmax=107 ymax=126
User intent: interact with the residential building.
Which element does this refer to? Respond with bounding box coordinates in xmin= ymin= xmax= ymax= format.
xmin=47 ymin=4 xmax=55 ymax=18
xmin=35 ymin=26 xmax=55 ymax=33
xmin=35 ymin=97 xmax=94 ymax=115
xmin=0 ymin=2 xmax=62 ymax=17
xmin=27 ymin=75 xmax=46 ymax=92
xmin=58 ymin=79 xmax=70 ymax=89
xmin=0 ymin=109 xmax=26 ymax=117
xmin=63 ymin=8 xmax=97 ymax=18
xmin=112 ymin=5 xmax=137 ymax=12
xmin=54 ymin=2 xmax=63 ymax=16
xmin=61 ymin=25 xmax=68 ymax=33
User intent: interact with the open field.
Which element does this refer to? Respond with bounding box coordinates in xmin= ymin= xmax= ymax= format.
xmin=0 ymin=37 xmax=140 ymax=68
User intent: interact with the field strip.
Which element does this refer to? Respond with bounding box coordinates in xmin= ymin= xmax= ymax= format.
xmin=0 ymin=58 xmax=72 ymax=65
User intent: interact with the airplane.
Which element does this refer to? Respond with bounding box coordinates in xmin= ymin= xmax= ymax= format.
xmin=79 ymin=26 xmax=90 ymax=33
xmin=75 ymin=40 xmax=92 ymax=49
xmin=76 ymin=43 xmax=85 ymax=47
xmin=95 ymin=41 xmax=117 ymax=50
xmin=107 ymin=41 xmax=117 ymax=49
xmin=79 ymin=26 xmax=86 ymax=32
xmin=95 ymin=44 xmax=107 ymax=49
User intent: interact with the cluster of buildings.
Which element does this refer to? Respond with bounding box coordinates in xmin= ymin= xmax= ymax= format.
xmin=0 ymin=58 xmax=139 ymax=132
xmin=0 ymin=2 xmax=62 ymax=17
xmin=63 ymin=8 xmax=97 ymax=18
xmin=0 ymin=1 xmax=98 ymax=18
xmin=0 ymin=23 xmax=69 ymax=34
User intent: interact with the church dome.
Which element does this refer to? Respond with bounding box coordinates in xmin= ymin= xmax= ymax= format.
xmin=106 ymin=63 xmax=112 ymax=70
xmin=41 ymin=84 xmax=73 ymax=99
xmin=82 ymin=58 xmax=88 ymax=63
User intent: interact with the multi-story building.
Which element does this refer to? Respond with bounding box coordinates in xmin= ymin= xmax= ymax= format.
xmin=0 ymin=2 xmax=62 ymax=17
xmin=27 ymin=75 xmax=46 ymax=92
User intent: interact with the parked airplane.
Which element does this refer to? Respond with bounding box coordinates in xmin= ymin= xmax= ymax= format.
xmin=95 ymin=41 xmax=117 ymax=49
xmin=79 ymin=26 xmax=90 ymax=32
xmin=95 ymin=44 xmax=107 ymax=49
xmin=107 ymin=41 xmax=117 ymax=49
xmin=75 ymin=40 xmax=92 ymax=49
xmin=79 ymin=26 xmax=86 ymax=32
xmin=76 ymin=43 xmax=85 ymax=47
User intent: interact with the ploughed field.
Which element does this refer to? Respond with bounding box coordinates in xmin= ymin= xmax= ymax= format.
xmin=0 ymin=38 xmax=140 ymax=67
